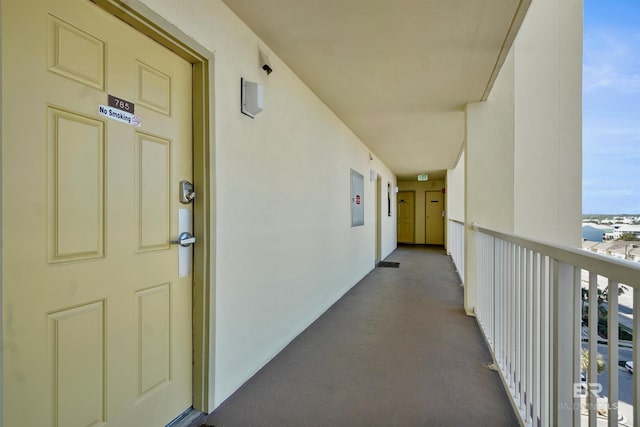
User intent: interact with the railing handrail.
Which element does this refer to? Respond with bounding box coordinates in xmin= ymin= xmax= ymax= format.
xmin=473 ymin=223 xmax=640 ymax=287
xmin=449 ymin=218 xmax=464 ymax=226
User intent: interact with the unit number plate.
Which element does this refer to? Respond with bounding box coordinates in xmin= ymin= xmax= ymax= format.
xmin=108 ymin=94 xmax=135 ymax=113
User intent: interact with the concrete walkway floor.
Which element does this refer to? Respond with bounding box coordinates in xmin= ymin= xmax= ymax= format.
xmin=202 ymin=245 xmax=518 ymax=427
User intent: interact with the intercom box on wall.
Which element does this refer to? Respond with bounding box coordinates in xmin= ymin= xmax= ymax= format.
xmin=241 ymin=78 xmax=264 ymax=118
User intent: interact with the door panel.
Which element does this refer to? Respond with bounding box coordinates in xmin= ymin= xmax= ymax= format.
xmin=2 ymin=1 xmax=193 ymax=425
xmin=48 ymin=107 xmax=106 ymax=262
xmin=397 ymin=191 xmax=415 ymax=243
xmin=425 ymin=191 xmax=444 ymax=245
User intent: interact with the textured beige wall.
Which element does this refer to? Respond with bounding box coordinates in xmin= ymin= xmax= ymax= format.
xmin=465 ymin=53 xmax=516 ymax=234
xmin=513 ymin=0 xmax=582 ymax=247
xmin=463 ymin=0 xmax=582 ymax=313
xmin=446 ymin=154 xmax=465 ymax=223
xmin=464 ymin=50 xmax=516 ymax=314
xmin=139 ymin=0 xmax=397 ymax=409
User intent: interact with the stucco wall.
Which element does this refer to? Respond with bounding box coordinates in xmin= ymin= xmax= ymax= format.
xmin=397 ymin=180 xmax=445 ymax=245
xmin=465 ymin=0 xmax=582 ymax=245
xmin=513 ymin=0 xmax=582 ymax=247
xmin=465 ymin=51 xmax=516 ymax=234
xmin=138 ymin=0 xmax=397 ymax=409
xmin=446 ymin=153 xmax=465 ymax=223
xmin=464 ymin=49 xmax=516 ymax=314
xmin=463 ymin=0 xmax=582 ymax=313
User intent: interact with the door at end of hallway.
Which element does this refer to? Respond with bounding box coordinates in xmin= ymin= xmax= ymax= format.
xmin=397 ymin=191 xmax=414 ymax=243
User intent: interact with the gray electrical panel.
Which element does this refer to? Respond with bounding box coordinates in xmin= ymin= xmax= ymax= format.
xmin=351 ymin=169 xmax=364 ymax=227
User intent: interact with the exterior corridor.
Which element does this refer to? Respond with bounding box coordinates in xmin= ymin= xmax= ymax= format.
xmin=202 ymin=246 xmax=518 ymax=426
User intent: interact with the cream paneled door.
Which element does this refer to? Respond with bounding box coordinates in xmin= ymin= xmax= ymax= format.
xmin=397 ymin=191 xmax=415 ymax=243
xmin=2 ymin=1 xmax=193 ymax=426
xmin=425 ymin=191 xmax=444 ymax=245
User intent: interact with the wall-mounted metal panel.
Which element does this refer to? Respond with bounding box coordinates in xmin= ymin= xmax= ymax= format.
xmin=351 ymin=169 xmax=364 ymax=227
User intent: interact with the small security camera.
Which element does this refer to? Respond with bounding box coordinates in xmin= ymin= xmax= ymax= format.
xmin=259 ymin=49 xmax=273 ymax=75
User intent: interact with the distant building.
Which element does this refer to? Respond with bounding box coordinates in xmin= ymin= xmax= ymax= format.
xmin=583 ymin=239 xmax=640 ymax=262
xmin=604 ymin=224 xmax=640 ymax=240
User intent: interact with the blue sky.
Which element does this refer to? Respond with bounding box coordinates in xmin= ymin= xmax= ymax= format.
xmin=583 ymin=0 xmax=640 ymax=214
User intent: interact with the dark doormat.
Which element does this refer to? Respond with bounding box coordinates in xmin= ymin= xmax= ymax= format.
xmin=377 ymin=261 xmax=400 ymax=268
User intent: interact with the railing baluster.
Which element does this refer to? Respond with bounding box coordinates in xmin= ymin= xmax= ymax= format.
xmin=484 ymin=234 xmax=489 ymax=339
xmin=532 ymin=252 xmax=540 ymax=425
xmin=550 ymin=259 xmax=558 ymax=424
xmin=470 ymin=226 xmax=640 ymax=427
xmin=504 ymin=240 xmax=508 ymax=374
xmin=513 ymin=245 xmax=522 ymax=410
xmin=513 ymin=243 xmax=517 ymax=390
xmin=495 ymin=239 xmax=500 ymax=366
xmin=520 ymin=246 xmax=526 ymax=413
xmin=608 ymin=280 xmax=619 ymax=427
xmin=550 ymin=261 xmax=581 ymax=425
xmin=526 ymin=249 xmax=533 ymax=424
xmin=510 ymin=242 xmax=515 ymax=390
xmin=509 ymin=240 xmax=513 ymax=381
xmin=588 ymin=271 xmax=598 ymax=427
xmin=492 ymin=237 xmax=496 ymax=359
xmin=480 ymin=233 xmax=484 ymax=321
xmin=498 ymin=239 xmax=503 ymax=369
xmin=541 ymin=255 xmax=549 ymax=426
xmin=634 ymin=286 xmax=639 ymax=426
xmin=477 ymin=234 xmax=483 ymax=325
xmin=572 ymin=266 xmax=581 ymax=427
xmin=485 ymin=234 xmax=490 ymax=338
xmin=500 ymin=239 xmax=505 ymax=371
xmin=523 ymin=248 xmax=528 ymax=420
xmin=483 ymin=234 xmax=488 ymax=334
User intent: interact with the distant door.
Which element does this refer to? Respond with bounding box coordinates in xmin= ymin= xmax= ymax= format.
xmin=397 ymin=191 xmax=415 ymax=243
xmin=3 ymin=0 xmax=193 ymax=425
xmin=426 ymin=191 xmax=444 ymax=245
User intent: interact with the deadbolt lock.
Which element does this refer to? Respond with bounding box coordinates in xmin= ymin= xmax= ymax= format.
xmin=180 ymin=180 xmax=195 ymax=204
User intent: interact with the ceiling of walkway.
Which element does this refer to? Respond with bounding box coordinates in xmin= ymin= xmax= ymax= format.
xmin=222 ymin=0 xmax=529 ymax=180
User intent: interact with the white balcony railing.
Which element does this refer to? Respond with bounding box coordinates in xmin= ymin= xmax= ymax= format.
xmin=473 ymin=224 xmax=640 ymax=426
xmin=448 ymin=219 xmax=465 ymax=285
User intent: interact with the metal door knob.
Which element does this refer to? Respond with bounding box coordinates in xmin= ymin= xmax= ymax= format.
xmin=171 ymin=232 xmax=196 ymax=247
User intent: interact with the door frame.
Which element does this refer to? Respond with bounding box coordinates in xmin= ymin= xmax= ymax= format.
xmin=94 ymin=0 xmax=215 ymax=413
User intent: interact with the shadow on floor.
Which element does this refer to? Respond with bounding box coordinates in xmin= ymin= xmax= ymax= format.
xmin=200 ymin=246 xmax=518 ymax=427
